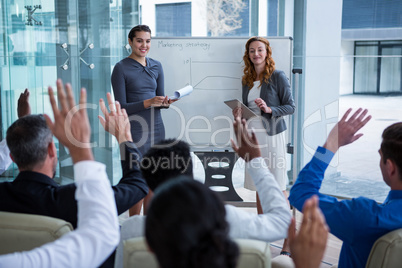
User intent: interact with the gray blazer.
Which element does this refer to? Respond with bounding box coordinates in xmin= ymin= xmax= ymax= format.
xmin=242 ymin=70 xmax=295 ymax=136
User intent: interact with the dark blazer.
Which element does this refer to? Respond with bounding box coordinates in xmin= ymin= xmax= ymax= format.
xmin=0 ymin=141 xmax=148 ymax=229
xmin=242 ymin=70 xmax=295 ymax=135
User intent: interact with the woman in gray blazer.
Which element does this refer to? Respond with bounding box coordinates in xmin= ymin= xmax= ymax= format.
xmin=233 ymin=36 xmax=295 ymax=256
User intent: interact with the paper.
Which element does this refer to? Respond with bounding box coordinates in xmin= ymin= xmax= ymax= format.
xmin=224 ymin=99 xmax=258 ymax=120
xmin=170 ymin=85 xmax=193 ymax=100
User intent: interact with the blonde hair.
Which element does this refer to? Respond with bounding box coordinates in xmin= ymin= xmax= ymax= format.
xmin=242 ymin=36 xmax=276 ymax=89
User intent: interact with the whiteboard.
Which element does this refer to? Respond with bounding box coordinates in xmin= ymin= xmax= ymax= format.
xmin=148 ymin=37 xmax=293 ymax=149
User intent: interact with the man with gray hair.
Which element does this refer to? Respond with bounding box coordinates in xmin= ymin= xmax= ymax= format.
xmin=0 ymin=82 xmax=148 ymax=229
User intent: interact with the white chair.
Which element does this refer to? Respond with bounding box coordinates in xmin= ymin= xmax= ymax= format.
xmin=0 ymin=211 xmax=73 ymax=254
xmin=365 ymin=228 xmax=402 ymax=268
xmin=123 ymin=237 xmax=272 ymax=268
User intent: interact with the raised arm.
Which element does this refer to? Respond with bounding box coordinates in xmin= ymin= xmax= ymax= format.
xmin=289 ymin=108 xmax=371 ymax=242
xmin=290 ymin=108 xmax=372 ymax=208
xmin=99 ymin=92 xmax=133 ymax=144
xmin=324 ymin=108 xmax=371 ymax=153
xmin=18 ymin=88 xmax=31 ymax=118
xmin=98 ymin=92 xmax=148 ymax=214
xmin=45 ymin=79 xmax=93 ymax=162
xmin=227 ymin=117 xmax=291 ymax=241
xmin=0 ymin=79 xmax=119 ymax=268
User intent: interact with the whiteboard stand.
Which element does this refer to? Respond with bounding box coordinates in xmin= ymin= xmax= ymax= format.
xmin=290 ymin=68 xmax=303 ymax=219
xmin=194 ymin=150 xmax=243 ymax=202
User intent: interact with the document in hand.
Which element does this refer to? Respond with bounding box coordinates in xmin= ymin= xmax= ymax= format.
xmin=170 ymin=85 xmax=193 ymax=100
xmin=224 ymin=99 xmax=258 ymax=120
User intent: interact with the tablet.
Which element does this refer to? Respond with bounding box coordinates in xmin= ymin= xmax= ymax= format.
xmin=224 ymin=99 xmax=257 ymax=120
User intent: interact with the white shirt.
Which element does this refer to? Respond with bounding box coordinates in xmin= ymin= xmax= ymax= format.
xmin=114 ymin=157 xmax=291 ymax=268
xmin=0 ymin=139 xmax=12 ymax=175
xmin=0 ymin=161 xmax=120 ymax=268
xmin=247 ymin=81 xmax=261 ymax=114
xmin=246 ymin=82 xmax=266 ymax=131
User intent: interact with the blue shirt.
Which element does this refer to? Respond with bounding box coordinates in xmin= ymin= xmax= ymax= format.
xmin=289 ymin=146 xmax=402 ymax=268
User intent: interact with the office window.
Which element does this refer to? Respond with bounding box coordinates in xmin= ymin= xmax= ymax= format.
xmin=354 ymin=44 xmax=378 ymax=94
xmin=267 ymin=0 xmax=278 ymax=36
xmin=156 ymin=3 xmax=191 ymax=37
xmin=267 ymin=0 xmax=286 ymax=36
xmin=354 ymin=41 xmax=402 ymax=94
xmin=224 ymin=0 xmax=249 ymax=36
xmin=208 ymin=0 xmax=255 ymax=36
xmin=343 ymin=0 xmax=402 ymax=29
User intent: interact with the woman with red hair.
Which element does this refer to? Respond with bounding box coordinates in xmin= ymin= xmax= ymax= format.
xmin=233 ymin=36 xmax=295 ymax=255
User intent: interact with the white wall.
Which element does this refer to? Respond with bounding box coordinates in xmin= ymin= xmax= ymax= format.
xmin=139 ymin=0 xmax=156 ymax=32
xmin=284 ymin=0 xmax=294 ymax=37
xmin=258 ymin=0 xmax=268 ymax=36
xmin=191 ymin=0 xmax=208 ymax=36
xmin=301 ymin=0 xmax=343 ymax=172
xmin=340 ymin=40 xmax=354 ymax=95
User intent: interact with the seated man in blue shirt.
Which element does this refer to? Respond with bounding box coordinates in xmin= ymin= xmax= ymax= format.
xmin=289 ymin=108 xmax=402 ymax=268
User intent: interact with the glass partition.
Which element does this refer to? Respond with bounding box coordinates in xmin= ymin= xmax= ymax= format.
xmin=0 ymin=0 xmax=139 ymax=184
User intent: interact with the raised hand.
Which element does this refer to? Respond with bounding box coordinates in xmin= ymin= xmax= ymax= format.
xmin=255 ymin=98 xmax=272 ymax=114
xmin=288 ymin=195 xmax=329 ymax=268
xmin=231 ymin=117 xmax=261 ymax=162
xmin=98 ymin=92 xmax=132 ymax=144
xmin=17 ymin=88 xmax=31 ymax=118
xmin=232 ymin=107 xmax=242 ymax=119
xmin=44 ymin=79 xmax=93 ymax=163
xmin=324 ymin=108 xmax=372 ymax=153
